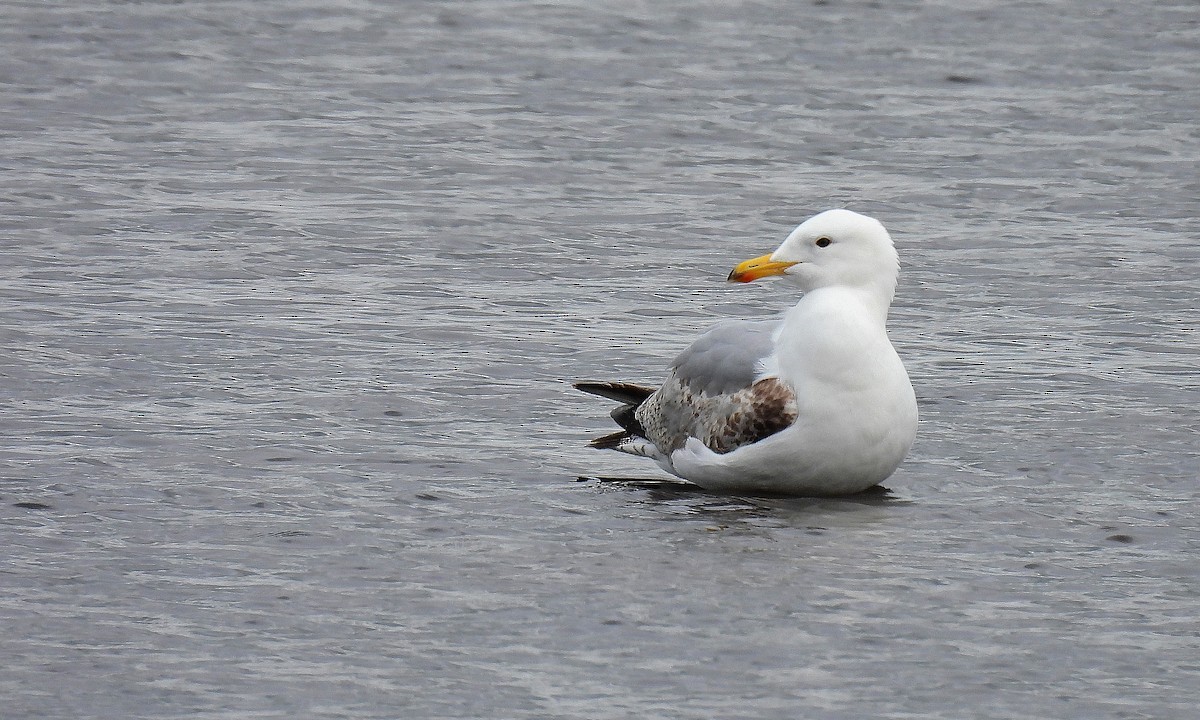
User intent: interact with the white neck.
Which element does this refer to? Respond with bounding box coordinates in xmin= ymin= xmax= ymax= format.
xmin=765 ymin=285 xmax=892 ymax=377
xmin=795 ymin=284 xmax=893 ymax=327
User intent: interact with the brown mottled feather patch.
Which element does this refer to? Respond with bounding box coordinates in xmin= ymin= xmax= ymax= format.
xmin=635 ymin=375 xmax=798 ymax=456
xmin=711 ymin=378 xmax=797 ymax=453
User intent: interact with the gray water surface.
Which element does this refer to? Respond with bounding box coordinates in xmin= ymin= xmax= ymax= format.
xmin=3 ymin=1 xmax=1199 ymax=718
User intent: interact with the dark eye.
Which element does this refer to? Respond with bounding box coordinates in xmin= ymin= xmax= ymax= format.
xmin=815 ymin=237 xmax=831 ymax=248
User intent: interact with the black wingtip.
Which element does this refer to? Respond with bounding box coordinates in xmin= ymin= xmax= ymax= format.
xmin=576 ymin=381 xmax=654 ymax=450
xmin=573 ymin=381 xmax=655 ymax=405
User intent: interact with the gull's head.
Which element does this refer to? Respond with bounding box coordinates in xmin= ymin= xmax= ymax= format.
xmin=728 ymin=209 xmax=899 ymax=295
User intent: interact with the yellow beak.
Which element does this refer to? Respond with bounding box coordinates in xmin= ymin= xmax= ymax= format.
xmin=727 ymin=254 xmax=799 ymax=283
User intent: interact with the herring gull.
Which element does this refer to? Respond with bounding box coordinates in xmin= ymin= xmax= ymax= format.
xmin=575 ymin=209 xmax=917 ymax=496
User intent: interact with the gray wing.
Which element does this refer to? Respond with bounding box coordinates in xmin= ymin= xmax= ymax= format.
xmin=636 ymin=318 xmax=798 ymax=455
xmin=669 ymin=319 xmax=778 ymax=396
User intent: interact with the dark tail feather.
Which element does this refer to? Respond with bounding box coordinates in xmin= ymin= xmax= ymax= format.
xmin=588 ymin=430 xmax=631 ymax=450
xmin=575 ymin=381 xmax=654 ymax=450
xmin=609 ymin=403 xmax=644 ymax=437
xmin=573 ymin=381 xmax=654 ymax=405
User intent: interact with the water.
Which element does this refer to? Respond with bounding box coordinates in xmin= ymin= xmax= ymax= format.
xmin=2 ymin=1 xmax=1198 ymax=718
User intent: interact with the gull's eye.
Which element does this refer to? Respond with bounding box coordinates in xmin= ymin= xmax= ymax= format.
xmin=815 ymin=237 xmax=831 ymax=248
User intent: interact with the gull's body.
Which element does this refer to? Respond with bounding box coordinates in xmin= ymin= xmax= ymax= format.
xmin=576 ymin=209 xmax=917 ymax=496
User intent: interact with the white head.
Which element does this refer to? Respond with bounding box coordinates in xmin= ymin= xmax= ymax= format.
xmin=728 ymin=209 xmax=899 ymax=298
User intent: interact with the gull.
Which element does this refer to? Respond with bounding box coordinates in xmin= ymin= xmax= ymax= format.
xmin=576 ymin=209 xmax=918 ymax=496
